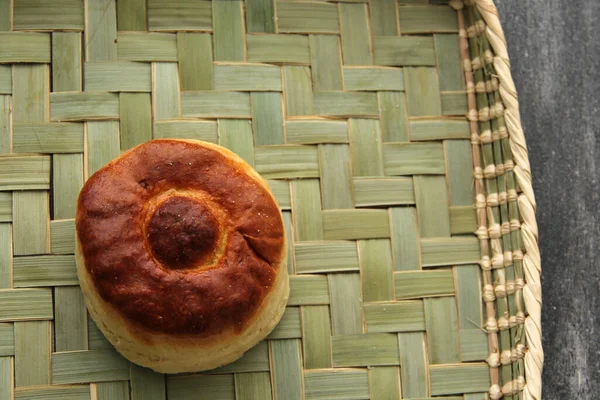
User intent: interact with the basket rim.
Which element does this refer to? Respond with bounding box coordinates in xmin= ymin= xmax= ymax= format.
xmin=463 ymin=1 xmax=543 ymax=398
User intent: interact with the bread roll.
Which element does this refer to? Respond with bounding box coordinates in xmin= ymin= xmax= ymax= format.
xmin=75 ymin=139 xmax=289 ymax=373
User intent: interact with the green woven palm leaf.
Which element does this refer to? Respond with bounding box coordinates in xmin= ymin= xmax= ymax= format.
xmin=0 ymin=0 xmax=540 ymax=399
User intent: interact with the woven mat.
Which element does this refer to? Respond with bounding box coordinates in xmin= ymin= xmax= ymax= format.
xmin=0 ymin=0 xmax=534 ymax=399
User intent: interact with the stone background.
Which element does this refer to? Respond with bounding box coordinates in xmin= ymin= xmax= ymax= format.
xmin=496 ymin=1 xmax=599 ymax=398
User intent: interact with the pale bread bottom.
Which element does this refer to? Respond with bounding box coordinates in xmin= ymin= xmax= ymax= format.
xmin=76 ymin=238 xmax=289 ymax=374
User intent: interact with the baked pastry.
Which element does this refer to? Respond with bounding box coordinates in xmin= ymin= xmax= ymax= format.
xmin=75 ymin=139 xmax=289 ymax=373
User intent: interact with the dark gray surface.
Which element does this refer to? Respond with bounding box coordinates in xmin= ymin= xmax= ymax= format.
xmin=495 ymin=1 xmax=600 ymax=398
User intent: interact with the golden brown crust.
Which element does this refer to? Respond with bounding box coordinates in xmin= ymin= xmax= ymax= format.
xmin=76 ymin=139 xmax=286 ymax=337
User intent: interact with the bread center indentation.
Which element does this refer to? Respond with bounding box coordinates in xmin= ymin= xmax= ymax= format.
xmin=147 ymin=195 xmax=219 ymax=269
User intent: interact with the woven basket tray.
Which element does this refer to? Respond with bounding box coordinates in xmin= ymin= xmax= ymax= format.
xmin=0 ymin=0 xmax=542 ymax=399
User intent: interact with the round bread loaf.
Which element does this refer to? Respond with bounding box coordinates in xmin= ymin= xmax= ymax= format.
xmin=75 ymin=139 xmax=289 ymax=373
